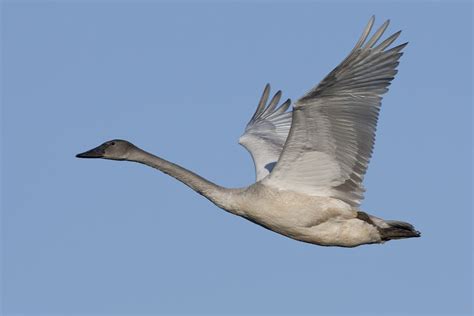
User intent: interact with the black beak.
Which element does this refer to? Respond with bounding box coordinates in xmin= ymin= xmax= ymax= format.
xmin=76 ymin=146 xmax=105 ymax=158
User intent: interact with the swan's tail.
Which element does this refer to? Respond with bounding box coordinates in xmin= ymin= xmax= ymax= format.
xmin=379 ymin=220 xmax=421 ymax=241
xmin=357 ymin=212 xmax=421 ymax=241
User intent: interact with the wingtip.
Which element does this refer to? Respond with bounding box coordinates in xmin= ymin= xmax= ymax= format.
xmin=373 ymin=29 xmax=403 ymax=51
xmin=395 ymin=41 xmax=409 ymax=51
xmin=279 ymin=98 xmax=292 ymax=112
xmin=367 ymin=15 xmax=376 ymax=29
xmin=364 ymin=18 xmax=391 ymax=49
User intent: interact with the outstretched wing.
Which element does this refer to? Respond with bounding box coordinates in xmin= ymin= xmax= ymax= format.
xmin=262 ymin=16 xmax=407 ymax=207
xmin=239 ymin=84 xmax=292 ymax=181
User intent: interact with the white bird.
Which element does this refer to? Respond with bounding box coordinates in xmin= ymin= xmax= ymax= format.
xmin=77 ymin=16 xmax=420 ymax=247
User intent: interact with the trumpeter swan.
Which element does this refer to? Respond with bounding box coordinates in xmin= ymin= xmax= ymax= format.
xmin=77 ymin=17 xmax=420 ymax=247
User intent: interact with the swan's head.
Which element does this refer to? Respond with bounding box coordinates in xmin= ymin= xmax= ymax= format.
xmin=76 ymin=139 xmax=136 ymax=160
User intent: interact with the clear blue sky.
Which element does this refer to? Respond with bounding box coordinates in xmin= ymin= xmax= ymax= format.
xmin=1 ymin=1 xmax=472 ymax=315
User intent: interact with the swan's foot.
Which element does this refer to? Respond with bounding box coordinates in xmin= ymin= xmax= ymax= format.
xmin=356 ymin=211 xmax=375 ymax=225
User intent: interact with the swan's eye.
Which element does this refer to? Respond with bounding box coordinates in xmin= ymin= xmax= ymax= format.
xmin=110 ymin=142 xmax=115 ymax=146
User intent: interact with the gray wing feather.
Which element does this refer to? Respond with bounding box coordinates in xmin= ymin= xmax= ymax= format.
xmin=263 ymin=17 xmax=407 ymax=206
xmin=240 ymin=84 xmax=292 ymax=181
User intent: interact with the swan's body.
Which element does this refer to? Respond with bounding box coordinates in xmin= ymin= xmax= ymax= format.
xmin=77 ymin=17 xmax=420 ymax=247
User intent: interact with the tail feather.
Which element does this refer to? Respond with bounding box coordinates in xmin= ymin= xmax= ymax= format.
xmin=380 ymin=220 xmax=421 ymax=241
xmin=356 ymin=212 xmax=421 ymax=242
xmin=385 ymin=220 xmax=416 ymax=231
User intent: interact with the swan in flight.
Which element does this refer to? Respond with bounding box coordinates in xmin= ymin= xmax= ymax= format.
xmin=77 ymin=17 xmax=420 ymax=247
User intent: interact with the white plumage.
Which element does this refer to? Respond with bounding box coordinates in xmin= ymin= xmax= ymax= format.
xmin=77 ymin=16 xmax=420 ymax=247
xmin=239 ymin=84 xmax=292 ymax=181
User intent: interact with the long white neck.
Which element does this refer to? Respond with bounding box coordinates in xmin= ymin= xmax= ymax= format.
xmin=127 ymin=147 xmax=243 ymax=214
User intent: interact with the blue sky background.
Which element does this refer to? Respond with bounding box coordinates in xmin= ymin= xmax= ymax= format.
xmin=1 ymin=1 xmax=472 ymax=315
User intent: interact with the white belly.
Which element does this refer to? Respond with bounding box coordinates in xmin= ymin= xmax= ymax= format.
xmin=232 ymin=183 xmax=381 ymax=247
